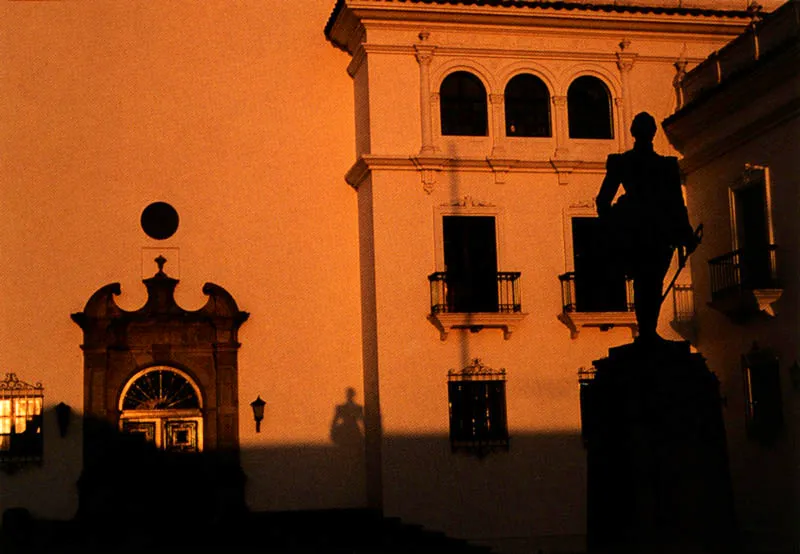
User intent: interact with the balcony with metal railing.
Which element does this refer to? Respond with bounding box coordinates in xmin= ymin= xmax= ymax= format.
xmin=557 ymin=272 xmax=637 ymax=339
xmin=427 ymin=271 xmax=526 ymax=340
xmin=708 ymin=245 xmax=782 ymax=319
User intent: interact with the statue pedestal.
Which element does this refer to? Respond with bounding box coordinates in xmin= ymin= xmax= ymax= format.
xmin=583 ymin=341 xmax=737 ymax=553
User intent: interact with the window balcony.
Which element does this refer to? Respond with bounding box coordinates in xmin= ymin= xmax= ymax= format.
xmin=558 ymin=272 xmax=637 ymax=339
xmin=427 ymin=271 xmax=526 ymax=340
xmin=708 ymin=245 xmax=782 ymax=320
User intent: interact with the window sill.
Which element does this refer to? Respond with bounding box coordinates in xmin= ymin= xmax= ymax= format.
xmin=558 ymin=310 xmax=637 ymax=339
xmin=428 ymin=312 xmax=527 ymax=341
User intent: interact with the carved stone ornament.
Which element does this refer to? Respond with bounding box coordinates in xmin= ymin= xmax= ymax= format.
xmin=569 ymin=199 xmax=597 ymax=210
xmin=444 ymin=195 xmax=494 ymax=208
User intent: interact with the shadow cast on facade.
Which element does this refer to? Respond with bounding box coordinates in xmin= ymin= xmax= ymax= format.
xmin=1 ymin=409 xmax=586 ymax=554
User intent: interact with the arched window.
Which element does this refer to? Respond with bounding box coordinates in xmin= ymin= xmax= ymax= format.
xmin=567 ymin=76 xmax=614 ymax=139
xmin=504 ymin=74 xmax=551 ymax=137
xmin=440 ymin=71 xmax=488 ymax=136
xmin=119 ymin=366 xmax=203 ymax=452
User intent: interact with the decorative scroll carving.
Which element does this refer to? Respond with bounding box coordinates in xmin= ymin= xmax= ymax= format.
xmin=443 ymin=195 xmax=494 ymax=208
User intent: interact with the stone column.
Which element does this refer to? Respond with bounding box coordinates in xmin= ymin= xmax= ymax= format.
xmin=552 ymin=95 xmax=569 ymax=159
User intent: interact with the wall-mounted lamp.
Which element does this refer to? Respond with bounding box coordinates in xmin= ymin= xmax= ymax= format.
xmin=250 ymin=396 xmax=266 ymax=433
xmin=55 ymin=402 xmax=71 ymax=438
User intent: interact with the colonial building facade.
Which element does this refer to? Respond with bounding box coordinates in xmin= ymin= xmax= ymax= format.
xmin=665 ymin=3 xmax=799 ymax=550
xmin=1 ymin=1 xmax=792 ymax=552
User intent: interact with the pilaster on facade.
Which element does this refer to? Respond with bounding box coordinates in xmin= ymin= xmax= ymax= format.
xmin=615 ymin=43 xmax=637 ymax=150
xmin=489 ymin=93 xmax=506 ymax=158
xmin=551 ymin=95 xmax=570 ymax=159
xmin=415 ymin=39 xmax=437 ymax=156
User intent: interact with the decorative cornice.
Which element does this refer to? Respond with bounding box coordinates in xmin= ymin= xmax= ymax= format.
xmin=326 ymin=0 xmax=754 ymax=52
xmin=344 ymin=154 xmax=606 ymax=190
xmin=354 ymin=42 xmax=711 ymax=65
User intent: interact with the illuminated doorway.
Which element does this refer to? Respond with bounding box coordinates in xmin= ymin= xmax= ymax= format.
xmin=119 ymin=366 xmax=203 ymax=453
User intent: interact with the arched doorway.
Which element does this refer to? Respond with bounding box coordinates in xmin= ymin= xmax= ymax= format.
xmin=119 ymin=366 xmax=204 ymax=453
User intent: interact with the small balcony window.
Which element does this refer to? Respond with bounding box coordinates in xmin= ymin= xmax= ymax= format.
xmin=710 ymin=166 xmax=781 ymax=319
xmin=448 ymin=359 xmax=508 ymax=457
xmin=428 ymin=215 xmax=525 ymax=339
xmin=0 ymin=373 xmax=44 ymax=465
xmin=558 ymin=216 xmax=636 ymax=338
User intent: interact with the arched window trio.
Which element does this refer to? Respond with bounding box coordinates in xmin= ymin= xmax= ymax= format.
xmin=439 ymin=71 xmax=614 ymax=140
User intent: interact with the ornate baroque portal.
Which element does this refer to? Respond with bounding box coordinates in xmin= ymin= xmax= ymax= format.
xmin=71 ymin=258 xmax=248 ymax=518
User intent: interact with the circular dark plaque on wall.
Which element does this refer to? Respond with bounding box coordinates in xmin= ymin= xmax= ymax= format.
xmin=141 ymin=202 xmax=179 ymax=240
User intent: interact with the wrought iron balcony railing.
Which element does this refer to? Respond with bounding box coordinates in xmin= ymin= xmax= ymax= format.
xmin=558 ymin=272 xmax=634 ymax=313
xmin=428 ymin=272 xmax=522 ymax=314
xmin=708 ymin=245 xmax=778 ymax=299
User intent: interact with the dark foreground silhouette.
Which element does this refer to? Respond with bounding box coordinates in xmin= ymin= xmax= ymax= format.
xmin=596 ymin=112 xmax=698 ymax=343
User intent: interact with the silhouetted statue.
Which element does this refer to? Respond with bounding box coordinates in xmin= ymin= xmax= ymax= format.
xmin=596 ymin=112 xmax=697 ymax=342
xmin=330 ymin=387 xmax=364 ymax=447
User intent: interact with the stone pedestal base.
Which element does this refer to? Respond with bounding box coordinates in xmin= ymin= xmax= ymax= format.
xmin=583 ymin=341 xmax=736 ymax=553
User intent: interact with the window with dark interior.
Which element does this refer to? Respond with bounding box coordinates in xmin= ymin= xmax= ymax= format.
xmin=504 ymin=74 xmax=551 ymax=137
xmin=732 ymin=171 xmax=776 ymax=290
xmin=567 ymin=217 xmax=630 ymax=312
xmin=742 ymin=345 xmax=784 ymax=444
xmin=448 ymin=359 xmax=508 ymax=455
xmin=567 ymin=76 xmax=614 ymax=139
xmin=0 ymin=373 xmax=43 ymax=464
xmin=440 ymin=71 xmax=488 ymax=136
xmin=442 ymin=215 xmax=498 ymax=313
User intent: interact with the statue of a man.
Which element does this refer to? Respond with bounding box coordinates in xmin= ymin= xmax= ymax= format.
xmin=596 ymin=112 xmax=697 ymax=343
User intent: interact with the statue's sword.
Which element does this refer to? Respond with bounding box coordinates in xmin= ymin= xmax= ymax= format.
xmin=661 ymin=223 xmax=704 ymax=305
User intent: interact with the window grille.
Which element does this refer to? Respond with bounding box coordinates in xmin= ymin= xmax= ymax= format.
xmin=0 ymin=373 xmax=44 ymax=464
xmin=448 ymin=359 xmax=508 ymax=456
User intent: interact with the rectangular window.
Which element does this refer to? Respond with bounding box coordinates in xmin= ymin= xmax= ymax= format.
xmin=0 ymin=373 xmax=44 ymax=463
xmin=570 ymin=216 xmax=630 ymax=312
xmin=742 ymin=346 xmax=783 ymax=444
xmin=448 ymin=359 xmax=508 ymax=456
xmin=443 ymin=215 xmax=499 ymax=313
xmin=730 ymin=166 xmax=776 ymax=290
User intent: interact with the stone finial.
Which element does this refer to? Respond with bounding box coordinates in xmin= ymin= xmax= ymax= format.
xmin=155 ymin=255 xmax=167 ymax=274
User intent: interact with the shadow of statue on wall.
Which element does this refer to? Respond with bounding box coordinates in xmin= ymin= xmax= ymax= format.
xmin=330 ymin=387 xmax=364 ymax=448
xmin=596 ymin=111 xmax=700 ymax=344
